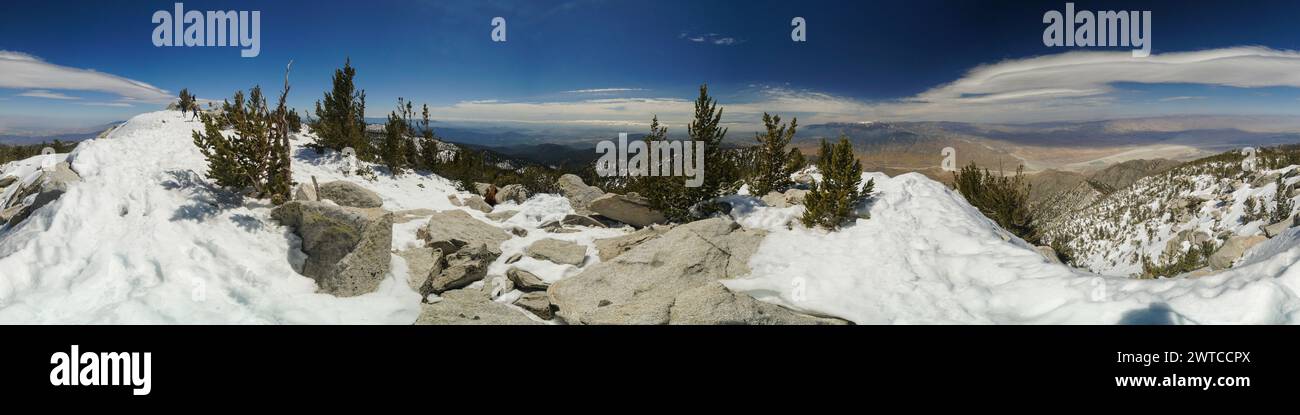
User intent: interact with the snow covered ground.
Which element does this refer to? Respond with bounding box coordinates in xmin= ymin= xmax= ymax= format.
xmin=724 ymin=172 xmax=1300 ymax=324
xmin=3 ymin=110 xmax=1299 ymax=324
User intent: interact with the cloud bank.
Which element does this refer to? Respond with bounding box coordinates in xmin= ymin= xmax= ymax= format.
xmin=425 ymin=46 xmax=1300 ymax=128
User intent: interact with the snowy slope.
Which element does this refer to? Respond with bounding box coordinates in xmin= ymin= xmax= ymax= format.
xmin=0 ymin=110 xmax=627 ymax=324
xmin=0 ymin=111 xmax=427 ymax=323
xmin=725 ymin=172 xmax=1300 ymax=324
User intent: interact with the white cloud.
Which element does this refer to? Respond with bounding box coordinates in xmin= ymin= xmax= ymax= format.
xmin=17 ymin=90 xmax=80 ymax=100
xmin=680 ymin=32 xmax=742 ymax=46
xmin=565 ymin=88 xmax=647 ymax=94
xmin=0 ymin=50 xmax=171 ymax=103
xmin=428 ymin=46 xmax=1300 ymax=127
xmin=81 ymin=102 xmax=134 ymax=107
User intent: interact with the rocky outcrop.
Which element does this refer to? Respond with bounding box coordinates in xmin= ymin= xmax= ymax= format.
xmin=525 ymin=238 xmax=588 ymax=266
xmin=556 ymin=174 xmax=604 ymax=214
xmin=293 ymin=182 xmax=318 ymax=202
xmin=1263 ymin=220 xmax=1294 ymax=238
xmin=271 ymin=201 xmax=393 ymax=297
xmin=1209 ymin=235 xmax=1268 ymax=270
xmin=513 ymin=292 xmax=554 ymax=320
xmin=588 ymin=192 xmax=666 ymax=227
xmin=396 ymin=247 xmax=439 ymax=291
xmin=593 ymin=224 xmax=672 ymax=261
xmin=0 ymin=176 xmax=16 ymax=188
xmin=1 ymin=161 xmax=81 ymax=227
xmin=497 ymin=184 xmax=529 ymax=204
xmin=416 ymin=209 xmax=510 ymax=256
xmin=1033 ymin=245 xmax=1062 ymax=264
xmin=548 ymin=218 xmax=832 ymax=325
xmin=669 ymin=283 xmax=847 ymax=325
xmin=760 ymin=188 xmax=810 ymax=208
xmin=420 ymin=244 xmax=495 ymax=296
xmin=506 ymin=267 xmax=549 ymax=291
xmin=561 ymin=214 xmax=605 ymax=228
xmin=416 ymin=288 xmax=541 ymax=325
xmin=317 ymin=180 xmax=383 ymax=208
xmin=460 ymin=195 xmax=493 ymax=213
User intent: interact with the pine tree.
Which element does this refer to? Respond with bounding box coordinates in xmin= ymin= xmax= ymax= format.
xmin=380 ymin=98 xmax=414 ymax=175
xmin=311 ymin=58 xmax=369 ymax=158
xmin=643 ymin=85 xmax=737 ymax=222
xmin=952 ymin=162 xmax=1039 ymax=244
xmin=177 ymin=88 xmax=197 ymax=117
xmin=417 ymin=103 xmax=441 ymax=170
xmin=192 ymin=62 xmax=294 ymax=203
xmin=1273 ymin=175 xmax=1295 ymax=224
xmin=801 ymin=136 xmax=869 ymax=230
xmin=748 ymin=112 xmax=799 ymax=196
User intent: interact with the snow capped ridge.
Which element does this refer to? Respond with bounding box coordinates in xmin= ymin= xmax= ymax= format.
xmin=726 ymin=171 xmax=1300 ymax=324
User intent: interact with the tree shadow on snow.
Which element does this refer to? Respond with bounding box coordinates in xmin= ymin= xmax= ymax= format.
xmin=162 ymin=170 xmax=245 ymax=223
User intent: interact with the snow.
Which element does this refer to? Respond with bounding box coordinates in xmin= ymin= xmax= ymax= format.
xmin=724 ymin=172 xmax=1300 ymax=324
xmin=4 ymin=110 xmax=1300 ymax=324
xmin=0 ymin=110 xmax=626 ymax=324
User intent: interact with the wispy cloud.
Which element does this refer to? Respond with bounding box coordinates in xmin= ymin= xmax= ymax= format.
xmin=565 ymin=88 xmax=647 ymax=94
xmin=1159 ymin=96 xmax=1207 ymax=102
xmin=81 ymin=102 xmax=134 ymax=107
xmin=427 ymin=46 xmax=1300 ymax=128
xmin=0 ymin=50 xmax=171 ymax=103
xmin=679 ymin=32 xmax=743 ymax=46
xmin=17 ymin=89 xmax=80 ymax=100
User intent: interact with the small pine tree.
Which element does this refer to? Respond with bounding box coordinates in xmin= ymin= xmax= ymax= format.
xmin=380 ymin=98 xmax=413 ymax=175
xmin=801 ymin=136 xmax=869 ymax=230
xmin=192 ymin=63 xmax=294 ymax=203
xmin=311 ymin=58 xmax=369 ymax=158
xmin=748 ymin=112 xmax=799 ymax=196
xmin=785 ymin=148 xmax=806 ymax=174
xmin=417 ymin=103 xmax=441 ymax=170
xmin=285 ymin=109 xmax=302 ymax=133
xmin=177 ymin=88 xmax=197 ymax=117
xmin=953 ymin=162 xmax=1040 ymax=244
xmin=1272 ymin=175 xmax=1295 ymax=224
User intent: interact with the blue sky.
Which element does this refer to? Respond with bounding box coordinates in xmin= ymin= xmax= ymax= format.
xmin=8 ymin=0 xmax=1300 ymax=135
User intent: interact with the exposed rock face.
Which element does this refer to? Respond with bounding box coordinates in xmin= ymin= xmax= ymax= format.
xmin=556 ymin=174 xmax=604 ymax=214
xmin=420 ymin=244 xmax=495 ymax=295
xmin=761 ymin=192 xmax=788 ymax=208
xmin=507 ymin=267 xmax=549 ymax=291
xmin=416 ymin=209 xmax=510 ymax=256
xmin=669 ymin=283 xmax=848 ymax=325
xmin=2 ymin=161 xmax=81 ymax=227
xmin=587 ymin=192 xmax=666 ymax=227
xmin=593 ymin=224 xmax=672 ymax=261
xmin=1263 ymin=220 xmax=1294 ymax=238
xmin=497 ymin=184 xmax=529 ymax=204
xmin=1034 ymin=246 xmax=1062 ymax=264
xmin=461 ymin=195 xmax=493 ymax=213
xmin=525 ymin=238 xmax=588 ymax=266
xmin=293 ymin=182 xmax=318 ymax=202
xmin=317 ymin=180 xmax=383 ymax=208
xmin=561 ymin=214 xmax=605 ymax=228
xmin=396 ymin=247 xmax=440 ymax=291
xmin=513 ymin=292 xmax=554 ymax=320
xmin=0 ymin=176 xmax=16 ymax=188
xmin=416 ymin=288 xmax=541 ymax=325
xmin=1209 ymin=235 xmax=1268 ymax=270
xmin=547 ymin=218 xmax=838 ymax=325
xmin=271 ymin=201 xmax=393 ymax=297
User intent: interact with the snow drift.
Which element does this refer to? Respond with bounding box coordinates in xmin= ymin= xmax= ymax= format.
xmin=724 ymin=172 xmax=1300 ymax=324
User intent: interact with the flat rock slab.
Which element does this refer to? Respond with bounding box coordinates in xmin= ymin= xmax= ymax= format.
xmin=525 ymin=238 xmax=588 ymax=266
xmin=416 ymin=288 xmax=541 ymax=325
